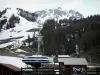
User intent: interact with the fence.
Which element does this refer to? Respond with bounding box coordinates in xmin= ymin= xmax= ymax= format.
xmin=21 ymin=67 xmax=100 ymax=75
xmin=87 ymin=68 xmax=100 ymax=75
xmin=21 ymin=67 xmax=65 ymax=75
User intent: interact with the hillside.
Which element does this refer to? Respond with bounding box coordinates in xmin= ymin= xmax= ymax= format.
xmin=0 ymin=8 xmax=39 ymax=48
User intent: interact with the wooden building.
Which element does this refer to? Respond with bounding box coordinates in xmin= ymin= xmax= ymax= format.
xmin=0 ymin=63 xmax=21 ymax=75
xmin=58 ymin=58 xmax=88 ymax=75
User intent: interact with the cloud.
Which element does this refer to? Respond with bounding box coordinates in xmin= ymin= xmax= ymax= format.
xmin=0 ymin=0 xmax=83 ymax=9
xmin=61 ymin=0 xmax=83 ymax=10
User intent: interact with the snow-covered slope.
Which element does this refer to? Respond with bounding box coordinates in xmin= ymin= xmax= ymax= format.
xmin=35 ymin=7 xmax=84 ymax=23
xmin=0 ymin=8 xmax=39 ymax=48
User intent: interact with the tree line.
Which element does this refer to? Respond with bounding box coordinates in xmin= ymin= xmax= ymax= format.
xmin=40 ymin=14 xmax=100 ymax=60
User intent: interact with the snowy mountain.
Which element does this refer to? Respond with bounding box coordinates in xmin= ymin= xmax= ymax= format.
xmin=35 ymin=7 xmax=84 ymax=23
xmin=0 ymin=7 xmax=84 ymax=57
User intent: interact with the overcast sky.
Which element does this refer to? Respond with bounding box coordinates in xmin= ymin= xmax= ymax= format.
xmin=0 ymin=0 xmax=100 ymax=17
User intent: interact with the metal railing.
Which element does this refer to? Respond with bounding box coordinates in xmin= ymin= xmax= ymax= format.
xmin=21 ymin=67 xmax=100 ymax=75
xmin=87 ymin=68 xmax=100 ymax=75
xmin=21 ymin=67 xmax=65 ymax=75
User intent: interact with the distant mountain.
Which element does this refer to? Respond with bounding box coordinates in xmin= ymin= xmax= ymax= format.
xmin=35 ymin=7 xmax=84 ymax=23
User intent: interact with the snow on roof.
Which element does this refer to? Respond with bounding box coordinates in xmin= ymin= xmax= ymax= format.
xmin=58 ymin=58 xmax=88 ymax=65
xmin=32 ymin=55 xmax=43 ymax=57
xmin=58 ymin=55 xmax=70 ymax=58
xmin=87 ymin=66 xmax=100 ymax=68
xmin=0 ymin=56 xmax=27 ymax=68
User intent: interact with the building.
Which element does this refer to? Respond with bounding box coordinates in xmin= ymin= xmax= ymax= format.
xmin=0 ymin=56 xmax=27 ymax=75
xmin=58 ymin=58 xmax=88 ymax=75
xmin=0 ymin=63 xmax=21 ymax=75
xmin=58 ymin=55 xmax=70 ymax=58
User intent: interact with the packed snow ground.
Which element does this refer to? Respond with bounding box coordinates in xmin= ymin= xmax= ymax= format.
xmin=15 ymin=49 xmax=28 ymax=53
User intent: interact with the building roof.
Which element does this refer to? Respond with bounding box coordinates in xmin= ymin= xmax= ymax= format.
xmin=58 ymin=58 xmax=88 ymax=65
xmin=58 ymin=55 xmax=70 ymax=58
xmin=0 ymin=56 xmax=26 ymax=68
xmin=0 ymin=63 xmax=21 ymax=71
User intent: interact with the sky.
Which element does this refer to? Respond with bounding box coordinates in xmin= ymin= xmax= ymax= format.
xmin=0 ymin=0 xmax=100 ymax=17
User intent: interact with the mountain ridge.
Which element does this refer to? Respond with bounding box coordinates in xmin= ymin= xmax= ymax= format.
xmin=35 ymin=7 xmax=84 ymax=23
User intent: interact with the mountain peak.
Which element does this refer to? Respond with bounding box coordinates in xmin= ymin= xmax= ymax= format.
xmin=35 ymin=7 xmax=84 ymax=23
xmin=69 ymin=10 xmax=75 ymax=13
xmin=57 ymin=7 xmax=62 ymax=10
